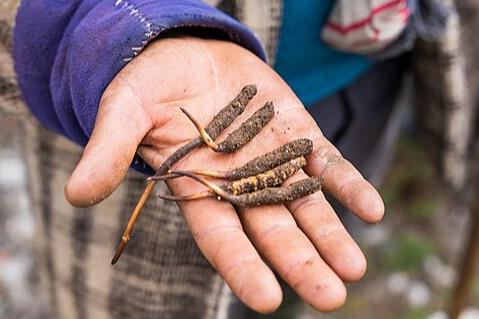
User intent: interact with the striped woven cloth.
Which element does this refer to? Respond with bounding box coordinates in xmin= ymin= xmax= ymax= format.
xmin=1 ymin=1 xmax=478 ymax=318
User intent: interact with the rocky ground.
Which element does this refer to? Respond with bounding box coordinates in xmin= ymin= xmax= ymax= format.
xmin=0 ymin=116 xmax=478 ymax=319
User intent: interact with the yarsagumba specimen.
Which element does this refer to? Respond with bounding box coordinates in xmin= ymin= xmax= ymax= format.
xmin=224 ymin=156 xmax=306 ymax=194
xmin=157 ymin=157 xmax=306 ymax=201
xmin=166 ymin=171 xmax=323 ymax=208
xmin=157 ymin=84 xmax=258 ymax=175
xmin=112 ymin=84 xmax=257 ymax=265
xmin=203 ymin=84 xmax=258 ymax=141
xmin=224 ymin=177 xmax=323 ymax=207
xmin=111 ymin=85 xmax=322 ymax=265
xmin=223 ymin=138 xmax=313 ymax=180
xmin=150 ymin=138 xmax=313 ymax=182
xmin=181 ymin=101 xmax=274 ymax=153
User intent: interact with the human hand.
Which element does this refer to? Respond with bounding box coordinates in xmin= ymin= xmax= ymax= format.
xmin=65 ymin=36 xmax=384 ymax=313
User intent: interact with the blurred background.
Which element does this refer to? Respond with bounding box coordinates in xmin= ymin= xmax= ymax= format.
xmin=0 ymin=117 xmax=49 ymax=319
xmin=0 ymin=100 xmax=478 ymax=319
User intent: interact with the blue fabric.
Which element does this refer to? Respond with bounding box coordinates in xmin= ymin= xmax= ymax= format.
xmin=274 ymin=0 xmax=373 ymax=107
xmin=13 ymin=0 xmax=265 ymax=173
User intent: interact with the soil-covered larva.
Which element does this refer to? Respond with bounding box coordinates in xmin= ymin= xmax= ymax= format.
xmin=181 ymin=101 xmax=274 ymax=153
xmin=157 ymin=157 xmax=306 ymax=201
xmin=156 ymin=84 xmax=257 ymax=175
xmin=164 ymin=171 xmax=323 ymax=207
xmin=112 ymin=85 xmax=257 ymax=265
xmin=150 ymin=139 xmax=313 ymax=182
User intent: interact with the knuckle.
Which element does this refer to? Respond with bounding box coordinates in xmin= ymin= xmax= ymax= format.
xmin=255 ymin=223 xmax=296 ymax=248
xmin=192 ymin=224 xmax=241 ymax=247
xmin=312 ymin=224 xmax=344 ymax=245
xmin=308 ymin=139 xmax=345 ymax=177
xmin=284 ymin=255 xmax=316 ymax=289
xmin=338 ymin=175 xmax=363 ymax=194
xmin=223 ymin=256 xmax=262 ymax=281
xmin=316 ymin=145 xmax=344 ymax=166
xmin=288 ymin=191 xmax=325 ymax=213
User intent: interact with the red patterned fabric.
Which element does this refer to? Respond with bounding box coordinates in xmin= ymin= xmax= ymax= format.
xmin=322 ymin=0 xmax=410 ymax=53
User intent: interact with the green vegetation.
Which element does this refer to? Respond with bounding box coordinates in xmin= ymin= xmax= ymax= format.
xmin=382 ymin=233 xmax=436 ymax=271
xmin=381 ymin=137 xmax=442 ymax=222
xmin=403 ymin=309 xmax=430 ymax=319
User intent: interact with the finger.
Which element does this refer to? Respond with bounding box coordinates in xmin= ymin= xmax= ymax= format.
xmin=167 ymin=178 xmax=282 ymax=314
xmin=137 ymin=145 xmax=164 ymax=170
xmin=65 ymin=80 xmax=153 ymax=207
xmin=285 ymin=171 xmax=366 ymax=282
xmin=265 ymin=106 xmax=384 ymax=223
xmin=305 ymin=136 xmax=385 ymax=223
xmin=238 ymin=204 xmax=346 ymax=311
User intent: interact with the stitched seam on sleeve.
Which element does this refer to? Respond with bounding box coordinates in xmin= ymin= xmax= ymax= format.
xmin=114 ymin=0 xmax=163 ymax=62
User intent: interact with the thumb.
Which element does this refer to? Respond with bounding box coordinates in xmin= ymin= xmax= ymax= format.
xmin=65 ymin=85 xmax=152 ymax=207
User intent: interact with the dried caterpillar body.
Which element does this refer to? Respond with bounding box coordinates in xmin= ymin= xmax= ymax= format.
xmin=113 ymin=84 xmax=321 ymax=266
xmin=224 ymin=156 xmax=306 ymax=194
xmin=169 ymin=171 xmax=323 ymax=207
xmin=182 ymin=101 xmax=274 ymax=153
xmin=204 ymin=85 xmax=258 ymax=140
xmin=112 ymin=85 xmax=257 ymax=265
xmin=232 ymin=177 xmax=323 ymax=207
xmin=150 ymin=138 xmax=313 ymax=182
xmin=157 ymin=84 xmax=257 ymax=175
xmin=157 ymin=157 xmax=307 ymax=201
xmin=228 ymin=138 xmax=312 ymax=179
xmin=219 ymin=101 xmax=274 ymax=153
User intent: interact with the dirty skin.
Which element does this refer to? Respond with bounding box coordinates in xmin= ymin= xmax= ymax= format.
xmin=111 ymin=85 xmax=322 ymax=265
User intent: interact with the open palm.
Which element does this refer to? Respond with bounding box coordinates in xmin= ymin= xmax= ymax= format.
xmin=65 ymin=36 xmax=384 ymax=313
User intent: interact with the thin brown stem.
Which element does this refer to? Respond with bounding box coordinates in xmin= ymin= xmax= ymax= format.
xmin=148 ymin=169 xmax=224 ymax=181
xmin=181 ymin=107 xmax=220 ymax=150
xmin=111 ymin=180 xmax=156 ymax=265
xmin=157 ymin=190 xmax=213 ymax=201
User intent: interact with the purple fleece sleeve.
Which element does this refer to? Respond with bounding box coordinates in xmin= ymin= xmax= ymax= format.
xmin=13 ymin=0 xmax=265 ymax=173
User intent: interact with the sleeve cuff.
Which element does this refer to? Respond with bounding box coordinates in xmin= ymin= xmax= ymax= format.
xmin=15 ymin=0 xmax=265 ymax=175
